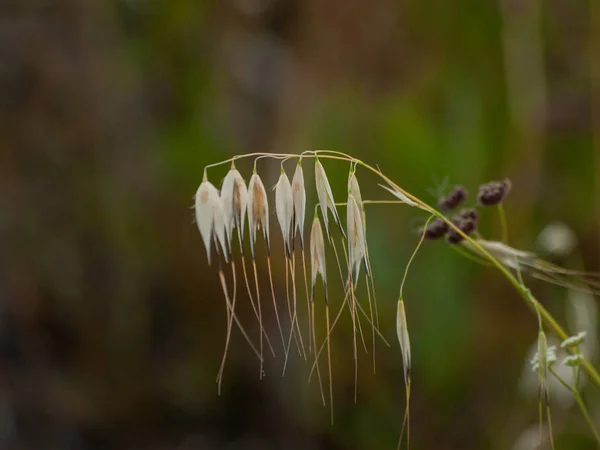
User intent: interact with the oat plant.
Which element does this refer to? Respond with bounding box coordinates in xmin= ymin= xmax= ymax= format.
xmin=195 ymin=150 xmax=600 ymax=448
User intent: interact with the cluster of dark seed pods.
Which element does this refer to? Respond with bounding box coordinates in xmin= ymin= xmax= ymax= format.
xmin=446 ymin=209 xmax=478 ymax=244
xmin=477 ymin=179 xmax=512 ymax=206
xmin=422 ymin=177 xmax=512 ymax=244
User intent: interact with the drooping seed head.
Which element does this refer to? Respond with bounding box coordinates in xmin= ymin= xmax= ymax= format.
xmin=291 ymin=161 xmax=306 ymax=249
xmin=396 ymin=299 xmax=411 ymax=385
xmin=348 ymin=172 xmax=363 ymax=208
xmin=247 ymin=173 xmax=270 ymax=259
xmin=315 ymin=159 xmax=345 ymax=239
xmin=310 ymin=216 xmax=327 ymax=303
xmin=347 ymin=193 xmax=366 ymax=284
xmin=438 ymin=185 xmax=467 ymax=212
xmin=348 ymin=171 xmax=370 ymax=275
xmin=221 ymin=167 xmax=248 ymax=253
xmin=212 ymin=194 xmax=229 ymax=264
xmin=477 ymin=179 xmax=512 ymax=206
xmin=195 ymin=179 xmax=228 ymax=264
xmin=275 ymin=169 xmax=294 ymax=256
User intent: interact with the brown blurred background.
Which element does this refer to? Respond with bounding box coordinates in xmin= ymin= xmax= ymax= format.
xmin=1 ymin=0 xmax=600 ymax=449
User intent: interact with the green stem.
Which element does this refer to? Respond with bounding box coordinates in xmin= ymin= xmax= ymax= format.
xmin=497 ymin=204 xmax=509 ymax=243
xmin=550 ymin=367 xmax=600 ymax=446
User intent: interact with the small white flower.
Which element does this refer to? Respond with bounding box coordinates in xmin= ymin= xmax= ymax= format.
xmin=563 ymin=354 xmax=583 ymax=367
xmin=221 ymin=167 xmax=248 ymax=252
xmin=247 ymin=173 xmax=270 ymax=258
xmin=396 ymin=299 xmax=411 ymax=385
xmin=275 ymin=169 xmax=294 ymax=255
xmin=561 ymin=331 xmax=587 ymax=348
xmin=291 ymin=161 xmax=306 ymax=249
xmin=536 ymin=221 xmax=577 ymax=257
xmin=195 ymin=179 xmax=228 ymax=264
xmin=310 ymin=216 xmax=327 ymax=302
xmin=347 ymin=194 xmax=366 ymax=284
xmin=315 ymin=159 xmax=345 ymax=239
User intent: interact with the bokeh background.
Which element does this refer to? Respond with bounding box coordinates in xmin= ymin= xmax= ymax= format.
xmin=2 ymin=0 xmax=600 ymax=449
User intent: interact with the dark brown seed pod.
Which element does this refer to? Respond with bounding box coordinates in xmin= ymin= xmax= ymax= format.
xmin=459 ymin=208 xmax=478 ymax=223
xmin=445 ymin=214 xmax=478 ymax=245
xmin=477 ymin=179 xmax=512 ymax=206
xmin=420 ymin=218 xmax=449 ymax=240
xmin=438 ymin=186 xmax=467 ymax=212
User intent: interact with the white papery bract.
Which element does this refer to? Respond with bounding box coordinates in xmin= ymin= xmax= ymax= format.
xmin=379 ymin=181 xmax=417 ymax=207
xmin=221 ymin=167 xmax=248 ymax=253
xmin=315 ymin=159 xmax=345 ymax=239
xmin=195 ymin=180 xmax=228 ymax=264
xmin=310 ymin=217 xmax=327 ymax=302
xmin=275 ymin=170 xmax=294 ymax=256
xmin=347 ymin=194 xmax=366 ymax=284
xmin=247 ymin=173 xmax=270 ymax=258
xmin=396 ymin=299 xmax=411 ymax=385
xmin=348 ymin=171 xmax=370 ymax=275
xmin=291 ymin=162 xmax=306 ymax=249
xmin=561 ymin=331 xmax=587 ymax=348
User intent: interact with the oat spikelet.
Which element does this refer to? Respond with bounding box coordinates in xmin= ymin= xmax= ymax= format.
xmin=247 ymin=173 xmax=270 ymax=258
xmin=346 ymin=194 xmax=367 ymax=285
xmin=291 ymin=161 xmax=306 ymax=249
xmin=275 ymin=168 xmax=294 ymax=256
xmin=195 ymin=179 xmax=228 ymax=264
xmin=293 ymin=161 xmax=313 ymax=356
xmin=315 ymin=159 xmax=345 ymax=239
xmin=221 ymin=166 xmax=248 ymax=253
xmin=310 ymin=217 xmax=327 ymax=301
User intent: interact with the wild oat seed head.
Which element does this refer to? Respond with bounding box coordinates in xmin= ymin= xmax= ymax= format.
xmin=221 ymin=168 xmax=248 ymax=252
xmin=275 ymin=169 xmax=294 ymax=256
xmin=195 ymin=181 xmax=216 ymax=264
xmin=291 ymin=161 xmax=306 ymax=249
xmin=212 ymin=192 xmax=229 ymax=263
xmin=247 ymin=173 xmax=270 ymax=258
xmin=310 ymin=216 xmax=327 ymax=302
xmin=396 ymin=299 xmax=411 ymax=385
xmin=315 ymin=159 xmax=344 ymax=239
xmin=438 ymin=185 xmax=467 ymax=212
xmin=195 ymin=180 xmax=229 ymax=264
xmin=347 ymin=194 xmax=366 ymax=284
xmin=348 ymin=172 xmax=363 ymax=208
